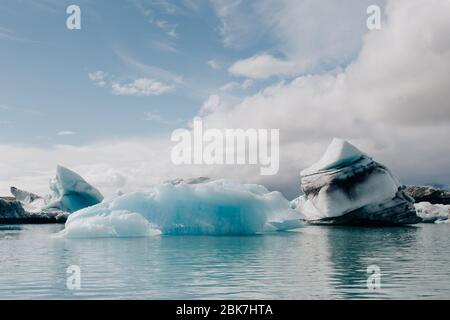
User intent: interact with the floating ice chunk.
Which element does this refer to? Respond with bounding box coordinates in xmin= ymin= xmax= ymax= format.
xmin=9 ymin=166 xmax=103 ymax=219
xmin=59 ymin=210 xmax=161 ymax=238
xmin=61 ymin=179 xmax=304 ymax=238
xmin=295 ymin=138 xmax=420 ymax=225
xmin=44 ymin=165 xmax=104 ymax=212
xmin=405 ymin=186 xmax=450 ymax=205
xmin=10 ymin=187 xmax=41 ymax=204
xmin=415 ymin=202 xmax=449 ymax=223
xmin=301 ymin=138 xmax=366 ymax=176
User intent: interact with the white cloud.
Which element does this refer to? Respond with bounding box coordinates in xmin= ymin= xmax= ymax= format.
xmin=220 ymin=79 xmax=254 ymax=91
xmin=57 ymin=131 xmax=77 ymax=136
xmin=229 ymin=54 xmax=301 ymax=79
xmin=88 ymin=71 xmax=108 ymax=87
xmin=220 ymin=82 xmax=240 ymax=91
xmin=199 ymin=94 xmax=226 ymax=116
xmin=242 ymin=79 xmax=254 ymax=90
xmin=210 ymin=0 xmax=269 ymax=48
xmin=88 ymin=69 xmax=175 ymax=97
xmin=200 ymin=0 xmax=450 ymax=196
xmin=111 ymin=78 xmax=174 ymax=96
xmin=2 ymin=0 xmax=449 ymax=200
xmin=207 ymin=59 xmax=221 ymax=70
xmin=216 ymin=0 xmax=385 ymax=76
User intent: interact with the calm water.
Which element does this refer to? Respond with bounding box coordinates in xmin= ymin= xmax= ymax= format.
xmin=0 ymin=223 xmax=449 ymax=299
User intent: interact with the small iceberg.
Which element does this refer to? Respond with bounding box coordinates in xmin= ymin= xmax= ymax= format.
xmin=60 ymin=179 xmax=305 ymax=238
xmin=44 ymin=165 xmax=104 ymax=212
xmin=292 ymin=138 xmax=420 ymax=226
xmin=415 ymin=202 xmax=449 ymax=223
xmin=2 ymin=166 xmax=104 ymax=223
xmin=405 ymin=185 xmax=450 ymax=205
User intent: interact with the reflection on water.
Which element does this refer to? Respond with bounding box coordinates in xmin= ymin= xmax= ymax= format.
xmin=0 ymin=223 xmax=449 ymax=299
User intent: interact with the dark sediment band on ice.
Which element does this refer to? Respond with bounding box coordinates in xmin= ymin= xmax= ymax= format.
xmin=0 ymin=217 xmax=67 ymax=224
xmin=308 ymin=190 xmax=421 ymax=226
xmin=294 ymin=138 xmax=421 ymax=226
xmin=0 ymin=198 xmax=68 ymax=224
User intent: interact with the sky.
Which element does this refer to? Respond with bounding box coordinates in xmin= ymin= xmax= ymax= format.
xmin=0 ymin=0 xmax=449 ymax=199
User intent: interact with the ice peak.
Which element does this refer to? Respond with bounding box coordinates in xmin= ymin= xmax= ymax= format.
xmin=301 ymin=138 xmax=366 ymax=176
xmin=47 ymin=165 xmax=104 ymax=212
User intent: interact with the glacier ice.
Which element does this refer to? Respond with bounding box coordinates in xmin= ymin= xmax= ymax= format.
xmin=293 ymin=138 xmax=420 ymax=225
xmin=415 ymin=202 xmax=449 ymax=223
xmin=405 ymin=185 xmax=450 ymax=205
xmin=10 ymin=166 xmax=103 ymax=220
xmin=10 ymin=187 xmax=41 ymax=204
xmin=44 ymin=165 xmax=104 ymax=212
xmin=60 ymin=179 xmax=305 ymax=238
xmin=301 ymin=138 xmax=366 ymax=176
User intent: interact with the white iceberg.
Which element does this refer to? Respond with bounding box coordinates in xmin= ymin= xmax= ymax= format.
xmin=293 ymin=138 xmax=420 ymax=225
xmin=415 ymin=202 xmax=449 ymax=223
xmin=60 ymin=179 xmax=305 ymax=238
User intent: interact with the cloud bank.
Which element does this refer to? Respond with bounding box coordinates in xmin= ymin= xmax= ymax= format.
xmin=1 ymin=0 xmax=449 ymax=200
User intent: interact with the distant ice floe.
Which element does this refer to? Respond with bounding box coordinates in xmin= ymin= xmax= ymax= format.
xmin=8 ymin=165 xmax=103 ymax=221
xmin=292 ymin=138 xmax=420 ymax=226
xmin=415 ymin=202 xmax=450 ymax=223
xmin=60 ymin=179 xmax=305 ymax=238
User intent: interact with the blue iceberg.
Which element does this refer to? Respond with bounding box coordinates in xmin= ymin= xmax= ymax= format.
xmin=60 ymin=179 xmax=305 ymax=238
xmin=10 ymin=165 xmax=103 ymax=218
xmin=45 ymin=165 xmax=104 ymax=212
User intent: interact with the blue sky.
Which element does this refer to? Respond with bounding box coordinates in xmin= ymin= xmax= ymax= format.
xmin=0 ymin=0 xmax=379 ymax=146
xmin=1 ymin=0 xmax=449 ymax=198
xmin=0 ymin=0 xmax=278 ymax=145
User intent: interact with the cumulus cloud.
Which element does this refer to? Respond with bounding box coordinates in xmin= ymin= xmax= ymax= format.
xmin=198 ymin=94 xmax=227 ymax=116
xmin=201 ymin=0 xmax=450 ymax=196
xmin=220 ymin=0 xmax=385 ymax=76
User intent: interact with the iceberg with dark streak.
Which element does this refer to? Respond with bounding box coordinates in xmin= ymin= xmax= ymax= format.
xmin=292 ymin=138 xmax=420 ymax=226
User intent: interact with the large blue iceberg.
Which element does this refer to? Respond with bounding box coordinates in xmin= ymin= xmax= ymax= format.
xmin=60 ymin=180 xmax=305 ymax=238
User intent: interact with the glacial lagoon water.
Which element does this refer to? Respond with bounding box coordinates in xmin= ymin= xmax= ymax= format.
xmin=1 ymin=223 xmax=450 ymax=299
